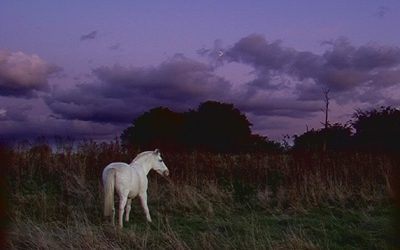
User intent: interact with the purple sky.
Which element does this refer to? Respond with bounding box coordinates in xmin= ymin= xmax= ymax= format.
xmin=1 ymin=0 xmax=400 ymax=142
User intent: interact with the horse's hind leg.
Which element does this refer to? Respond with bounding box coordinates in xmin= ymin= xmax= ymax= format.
xmin=111 ymin=207 xmax=115 ymax=226
xmin=139 ymin=192 xmax=152 ymax=222
xmin=118 ymin=194 xmax=128 ymax=228
xmin=125 ymin=198 xmax=132 ymax=222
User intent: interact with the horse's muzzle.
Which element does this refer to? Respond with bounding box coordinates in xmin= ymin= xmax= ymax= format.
xmin=164 ymin=170 xmax=170 ymax=177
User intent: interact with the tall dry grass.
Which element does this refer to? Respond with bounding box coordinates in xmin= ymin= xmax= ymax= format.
xmin=2 ymin=139 xmax=395 ymax=248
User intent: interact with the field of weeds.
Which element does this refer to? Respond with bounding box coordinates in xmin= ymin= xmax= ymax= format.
xmin=1 ymin=140 xmax=398 ymax=249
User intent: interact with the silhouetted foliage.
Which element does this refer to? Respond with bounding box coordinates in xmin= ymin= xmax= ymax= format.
xmin=293 ymin=106 xmax=400 ymax=152
xmin=293 ymin=123 xmax=352 ymax=152
xmin=352 ymin=106 xmax=400 ymax=152
xmin=121 ymin=101 xmax=281 ymax=153
xmin=184 ymin=101 xmax=252 ymax=152
xmin=121 ymin=107 xmax=185 ymax=150
xmin=245 ymin=134 xmax=284 ymax=153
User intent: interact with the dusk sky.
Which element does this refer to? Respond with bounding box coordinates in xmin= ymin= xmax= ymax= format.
xmin=1 ymin=0 xmax=400 ymax=142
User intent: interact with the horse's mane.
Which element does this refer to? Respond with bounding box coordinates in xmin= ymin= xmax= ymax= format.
xmin=130 ymin=151 xmax=154 ymax=164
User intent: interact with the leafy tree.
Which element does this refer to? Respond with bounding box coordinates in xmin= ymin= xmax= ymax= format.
xmin=121 ymin=101 xmax=275 ymax=153
xmin=293 ymin=123 xmax=352 ymax=152
xmin=244 ymin=134 xmax=284 ymax=153
xmin=184 ymin=101 xmax=252 ymax=152
xmin=352 ymin=106 xmax=400 ymax=151
xmin=121 ymin=107 xmax=185 ymax=150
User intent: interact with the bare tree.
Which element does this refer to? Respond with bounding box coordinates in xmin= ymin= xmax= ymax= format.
xmin=321 ymin=88 xmax=330 ymax=129
xmin=321 ymin=88 xmax=330 ymax=151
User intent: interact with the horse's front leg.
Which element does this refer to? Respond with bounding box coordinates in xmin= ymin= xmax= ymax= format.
xmin=118 ymin=194 xmax=128 ymax=228
xmin=125 ymin=198 xmax=132 ymax=222
xmin=139 ymin=192 xmax=152 ymax=222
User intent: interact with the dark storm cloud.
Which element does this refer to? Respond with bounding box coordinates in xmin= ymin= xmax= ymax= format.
xmin=237 ymin=97 xmax=321 ymax=118
xmin=0 ymin=104 xmax=31 ymax=122
xmin=80 ymin=30 xmax=98 ymax=41
xmin=45 ymin=89 xmax=134 ymax=123
xmin=193 ymin=34 xmax=400 ymax=123
xmin=51 ymin=34 xmax=400 ymax=127
xmin=46 ymin=55 xmax=231 ymax=123
xmin=226 ymin=35 xmax=296 ymax=72
xmin=41 ymin=34 xmax=400 ymax=140
xmin=207 ymin=34 xmax=400 ymax=104
xmin=0 ymin=50 xmax=61 ymax=97
xmin=0 ymin=115 xmax=122 ymax=142
xmin=316 ymin=38 xmax=400 ymax=95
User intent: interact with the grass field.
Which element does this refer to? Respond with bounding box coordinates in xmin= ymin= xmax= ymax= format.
xmin=2 ymin=140 xmax=398 ymax=249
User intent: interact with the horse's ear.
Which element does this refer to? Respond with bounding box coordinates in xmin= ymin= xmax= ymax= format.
xmin=154 ymin=148 xmax=160 ymax=155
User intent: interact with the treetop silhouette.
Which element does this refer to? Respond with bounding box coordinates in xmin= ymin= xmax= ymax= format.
xmin=121 ymin=101 xmax=280 ymax=152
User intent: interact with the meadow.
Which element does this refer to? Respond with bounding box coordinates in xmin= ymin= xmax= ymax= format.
xmin=2 ymin=140 xmax=398 ymax=249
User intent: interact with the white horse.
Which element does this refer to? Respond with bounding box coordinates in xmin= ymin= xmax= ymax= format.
xmin=102 ymin=149 xmax=169 ymax=228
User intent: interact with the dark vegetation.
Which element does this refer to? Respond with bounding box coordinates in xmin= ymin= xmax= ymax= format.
xmin=294 ymin=106 xmax=400 ymax=153
xmin=122 ymin=101 xmax=400 ymax=154
xmin=2 ymin=101 xmax=400 ymax=249
xmin=121 ymin=101 xmax=283 ymax=153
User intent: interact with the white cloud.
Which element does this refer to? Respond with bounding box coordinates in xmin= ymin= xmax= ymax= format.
xmin=0 ymin=108 xmax=6 ymax=117
xmin=0 ymin=49 xmax=61 ymax=97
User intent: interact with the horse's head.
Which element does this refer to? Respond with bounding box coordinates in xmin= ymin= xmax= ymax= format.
xmin=151 ymin=149 xmax=169 ymax=177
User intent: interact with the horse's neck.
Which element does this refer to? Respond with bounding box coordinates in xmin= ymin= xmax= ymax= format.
xmin=131 ymin=157 xmax=152 ymax=175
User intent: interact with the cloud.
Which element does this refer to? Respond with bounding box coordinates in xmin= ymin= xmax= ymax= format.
xmin=197 ymin=39 xmax=225 ymax=68
xmin=48 ymin=34 xmax=400 ymax=130
xmin=35 ymin=34 xmax=400 ymax=141
xmin=193 ymin=34 xmax=400 ymax=127
xmin=0 ymin=108 xmax=6 ymax=116
xmin=232 ymin=79 xmax=322 ymax=119
xmin=0 ymin=104 xmax=31 ymax=122
xmin=375 ymin=6 xmax=389 ymax=18
xmin=226 ymin=35 xmax=296 ymax=72
xmin=308 ymin=38 xmax=400 ymax=96
xmin=238 ymin=96 xmax=321 ymax=118
xmin=0 ymin=115 xmax=122 ymax=142
xmin=203 ymin=34 xmax=400 ymax=105
xmin=80 ymin=30 xmax=97 ymax=41
xmin=0 ymin=96 xmax=123 ymax=142
xmin=45 ymin=54 xmax=231 ymax=123
xmin=0 ymin=50 xmax=61 ymax=97
xmin=109 ymin=43 xmax=120 ymax=50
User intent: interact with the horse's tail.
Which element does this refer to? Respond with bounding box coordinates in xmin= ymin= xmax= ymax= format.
xmin=103 ymin=168 xmax=116 ymax=217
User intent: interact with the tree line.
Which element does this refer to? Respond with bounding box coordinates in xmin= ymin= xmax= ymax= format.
xmin=121 ymin=101 xmax=282 ymax=152
xmin=293 ymin=106 xmax=400 ymax=152
xmin=121 ymin=101 xmax=400 ymax=153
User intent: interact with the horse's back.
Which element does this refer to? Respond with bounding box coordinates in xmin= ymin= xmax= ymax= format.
xmin=102 ymin=162 xmax=130 ymax=183
xmin=102 ymin=162 xmax=143 ymax=197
